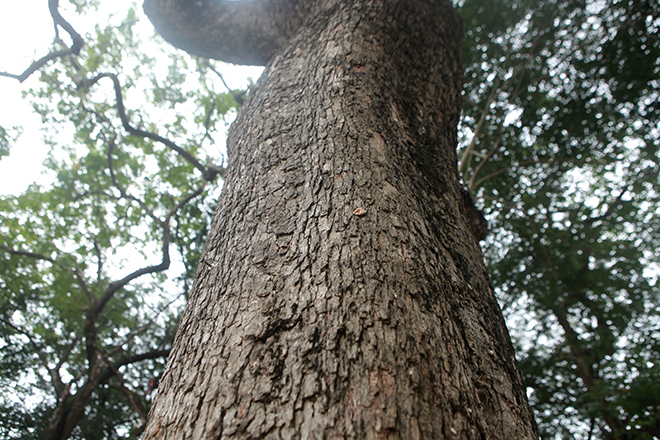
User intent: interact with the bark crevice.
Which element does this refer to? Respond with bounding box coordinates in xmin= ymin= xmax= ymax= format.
xmin=143 ymin=0 xmax=538 ymax=438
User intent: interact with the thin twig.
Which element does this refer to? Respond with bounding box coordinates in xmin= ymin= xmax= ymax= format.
xmin=88 ymin=73 xmax=221 ymax=180
xmin=1 ymin=317 xmax=67 ymax=398
xmin=472 ymin=157 xmax=584 ymax=189
xmin=0 ymin=0 xmax=84 ymax=83
xmin=201 ymin=59 xmax=246 ymax=105
xmin=106 ymin=139 xmax=163 ymax=227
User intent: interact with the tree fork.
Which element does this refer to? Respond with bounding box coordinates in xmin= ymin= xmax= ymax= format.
xmin=143 ymin=0 xmax=538 ymax=438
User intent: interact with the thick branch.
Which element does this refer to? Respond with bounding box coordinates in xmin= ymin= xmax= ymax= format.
xmin=98 ymin=349 xmax=171 ymax=385
xmin=553 ymin=302 xmax=626 ymax=438
xmin=91 ymin=232 xmax=171 ymax=320
xmin=142 ymin=0 xmax=306 ymax=65
xmin=0 ymin=243 xmax=54 ymax=262
xmin=89 ymin=178 xmax=207 ymax=319
xmin=48 ymin=0 xmax=84 ymax=54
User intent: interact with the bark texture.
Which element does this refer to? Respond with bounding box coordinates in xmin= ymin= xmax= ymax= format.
xmin=143 ymin=0 xmax=538 ymax=438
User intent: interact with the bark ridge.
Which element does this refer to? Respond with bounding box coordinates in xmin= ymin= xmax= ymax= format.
xmin=143 ymin=1 xmax=538 ymax=438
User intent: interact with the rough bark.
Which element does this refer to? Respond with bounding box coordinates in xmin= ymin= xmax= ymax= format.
xmin=143 ymin=0 xmax=538 ymax=438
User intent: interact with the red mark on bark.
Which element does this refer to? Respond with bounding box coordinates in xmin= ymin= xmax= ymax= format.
xmin=351 ymin=62 xmax=366 ymax=73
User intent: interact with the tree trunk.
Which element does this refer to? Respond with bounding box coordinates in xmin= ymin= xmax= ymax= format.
xmin=143 ymin=0 xmax=538 ymax=438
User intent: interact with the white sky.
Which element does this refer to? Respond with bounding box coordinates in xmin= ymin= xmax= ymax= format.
xmin=0 ymin=1 xmax=263 ymax=196
xmin=0 ymin=1 xmax=54 ymax=195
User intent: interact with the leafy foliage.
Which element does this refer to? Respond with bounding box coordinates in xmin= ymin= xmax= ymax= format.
xmin=1 ymin=0 xmax=658 ymax=439
xmin=0 ymin=126 xmax=21 ymax=160
xmin=456 ymin=0 xmax=660 ymax=438
xmin=0 ymin=1 xmax=244 ymax=438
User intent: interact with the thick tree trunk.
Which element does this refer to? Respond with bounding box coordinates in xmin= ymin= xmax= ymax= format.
xmin=143 ymin=0 xmax=538 ymax=438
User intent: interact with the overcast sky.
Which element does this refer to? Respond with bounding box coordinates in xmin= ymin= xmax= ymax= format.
xmin=0 ymin=1 xmax=54 ymax=195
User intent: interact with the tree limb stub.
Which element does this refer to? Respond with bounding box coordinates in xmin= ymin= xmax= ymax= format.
xmin=143 ymin=0 xmax=303 ymax=66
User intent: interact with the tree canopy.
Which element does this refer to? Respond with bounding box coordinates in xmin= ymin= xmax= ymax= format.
xmin=458 ymin=0 xmax=660 ymax=437
xmin=0 ymin=1 xmax=245 ymax=438
xmin=0 ymin=0 xmax=658 ymax=439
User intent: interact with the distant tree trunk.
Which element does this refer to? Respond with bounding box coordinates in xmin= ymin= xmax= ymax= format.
xmin=142 ymin=0 xmax=538 ymax=438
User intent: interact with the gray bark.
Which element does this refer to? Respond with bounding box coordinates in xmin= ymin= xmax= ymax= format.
xmin=143 ymin=0 xmax=538 ymax=438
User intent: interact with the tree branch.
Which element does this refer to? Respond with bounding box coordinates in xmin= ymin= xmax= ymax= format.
xmin=165 ymin=180 xmax=208 ymax=222
xmin=0 ymin=242 xmax=93 ymax=302
xmin=97 ymin=349 xmax=171 ymax=386
xmin=459 ymin=15 xmax=555 ymax=181
xmin=552 ymin=301 xmax=626 ymax=437
xmin=468 ymin=127 xmax=504 ymax=192
xmin=1 ymin=317 xmax=68 ymax=399
xmin=106 ymin=140 xmax=163 ymax=227
xmin=143 ymin=0 xmax=306 ymax=65
xmin=90 ymin=176 xmax=207 ymax=319
xmin=202 ymin=60 xmax=246 ymax=105
xmin=471 ymin=156 xmax=584 ymax=189
xmin=100 ymin=351 xmax=149 ymax=424
xmin=88 ymin=73 xmax=222 ymax=179
xmin=0 ymin=0 xmax=84 ymax=82
xmin=0 ymin=243 xmax=54 ymax=262
xmin=107 ymin=291 xmax=184 ymax=359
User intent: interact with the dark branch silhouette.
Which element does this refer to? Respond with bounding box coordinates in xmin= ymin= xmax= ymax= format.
xmin=89 ymin=72 xmax=225 ymax=180
xmin=0 ymin=0 xmax=84 ymax=82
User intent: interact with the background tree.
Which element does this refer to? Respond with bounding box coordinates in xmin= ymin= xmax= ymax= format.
xmin=0 ymin=0 xmax=657 ymax=439
xmin=0 ymin=1 xmax=245 ymax=438
xmin=457 ymin=0 xmax=660 ymax=438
